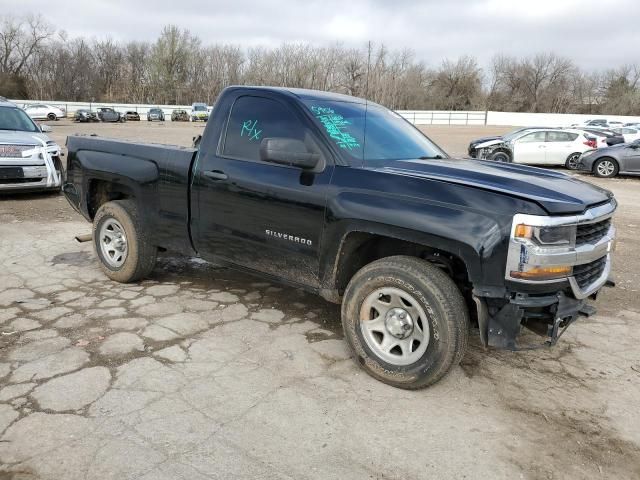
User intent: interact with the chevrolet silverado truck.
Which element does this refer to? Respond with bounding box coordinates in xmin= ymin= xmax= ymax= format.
xmin=63 ymin=86 xmax=616 ymax=389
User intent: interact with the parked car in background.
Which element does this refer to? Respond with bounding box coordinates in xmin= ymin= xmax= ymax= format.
xmin=611 ymin=127 xmax=640 ymax=144
xmin=171 ymin=109 xmax=189 ymax=122
xmin=577 ymin=140 xmax=640 ymax=178
xmin=24 ymin=104 xmax=65 ymax=121
xmin=74 ymin=109 xmax=99 ymax=122
xmin=97 ymin=107 xmax=125 ymax=123
xmin=190 ymin=102 xmax=209 ymax=122
xmin=147 ymin=108 xmax=165 ymax=122
xmin=0 ymin=99 xmax=63 ymax=192
xmin=471 ymin=128 xmax=596 ymax=169
xmin=467 ymin=127 xmax=549 ymax=158
xmin=124 ymin=111 xmax=140 ymax=121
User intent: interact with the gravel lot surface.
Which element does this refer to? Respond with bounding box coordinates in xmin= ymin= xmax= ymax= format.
xmin=0 ymin=120 xmax=639 ymax=479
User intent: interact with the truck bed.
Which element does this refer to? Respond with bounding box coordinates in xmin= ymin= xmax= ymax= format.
xmin=65 ymin=135 xmax=198 ymax=254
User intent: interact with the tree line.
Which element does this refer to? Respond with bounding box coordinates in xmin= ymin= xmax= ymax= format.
xmin=1 ymin=15 xmax=639 ymax=114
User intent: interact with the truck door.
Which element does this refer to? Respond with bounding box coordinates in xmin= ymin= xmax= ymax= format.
xmin=191 ymin=93 xmax=333 ymax=289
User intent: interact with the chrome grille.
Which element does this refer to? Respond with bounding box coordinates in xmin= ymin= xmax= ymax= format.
xmin=576 ymin=218 xmax=611 ymax=246
xmin=0 ymin=144 xmax=32 ymax=158
xmin=573 ymin=256 xmax=607 ymax=289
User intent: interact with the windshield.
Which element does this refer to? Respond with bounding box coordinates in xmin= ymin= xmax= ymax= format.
xmin=0 ymin=107 xmax=40 ymax=133
xmin=193 ymin=105 xmax=207 ymax=111
xmin=302 ymin=100 xmax=447 ymax=165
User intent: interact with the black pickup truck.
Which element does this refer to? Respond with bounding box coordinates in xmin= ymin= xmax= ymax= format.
xmin=63 ymin=86 xmax=616 ymax=389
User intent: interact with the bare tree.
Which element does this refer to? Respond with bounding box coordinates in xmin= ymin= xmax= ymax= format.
xmin=0 ymin=14 xmax=55 ymax=96
xmin=3 ymin=14 xmax=639 ymax=116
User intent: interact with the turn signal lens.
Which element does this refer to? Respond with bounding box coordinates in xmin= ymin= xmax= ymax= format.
xmin=510 ymin=265 xmax=572 ymax=281
xmin=514 ymin=224 xmax=533 ymax=239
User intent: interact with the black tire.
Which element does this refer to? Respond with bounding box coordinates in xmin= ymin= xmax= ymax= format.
xmin=565 ymin=152 xmax=582 ymax=170
xmin=47 ymin=113 xmax=57 ymax=121
xmin=93 ymin=200 xmax=157 ymax=283
xmin=593 ymin=157 xmax=619 ymax=178
xmin=341 ymin=255 xmax=469 ymax=389
xmin=489 ymin=150 xmax=511 ymax=163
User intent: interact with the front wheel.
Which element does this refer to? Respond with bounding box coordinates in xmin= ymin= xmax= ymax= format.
xmin=593 ymin=158 xmax=619 ymax=178
xmin=47 ymin=113 xmax=57 ymax=121
xmin=93 ymin=200 xmax=157 ymax=282
xmin=489 ymin=151 xmax=511 ymax=163
xmin=341 ymin=256 xmax=469 ymax=389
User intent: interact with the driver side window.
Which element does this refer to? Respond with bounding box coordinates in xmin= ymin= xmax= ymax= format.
xmin=223 ymin=96 xmax=306 ymax=162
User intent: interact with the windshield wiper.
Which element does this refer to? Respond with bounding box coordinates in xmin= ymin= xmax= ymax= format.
xmin=418 ymin=155 xmax=444 ymax=160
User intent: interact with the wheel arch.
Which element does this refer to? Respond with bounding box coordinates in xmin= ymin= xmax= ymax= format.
xmin=320 ymin=227 xmax=479 ymax=304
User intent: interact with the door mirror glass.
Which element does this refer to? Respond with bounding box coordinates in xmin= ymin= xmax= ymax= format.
xmin=259 ymin=138 xmax=319 ymax=169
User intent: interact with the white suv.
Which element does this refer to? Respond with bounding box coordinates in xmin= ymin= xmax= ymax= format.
xmin=474 ymin=129 xmax=597 ymax=170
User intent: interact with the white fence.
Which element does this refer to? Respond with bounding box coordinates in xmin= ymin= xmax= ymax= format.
xmin=11 ymin=98 xmax=640 ymax=126
xmin=397 ymin=110 xmax=487 ymax=125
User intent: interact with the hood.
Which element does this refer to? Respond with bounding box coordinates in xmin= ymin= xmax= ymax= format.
xmin=0 ymin=130 xmax=50 ymax=146
xmin=470 ymin=135 xmax=501 ymax=147
xmin=475 ymin=138 xmax=507 ymax=149
xmin=375 ymin=158 xmax=613 ymax=215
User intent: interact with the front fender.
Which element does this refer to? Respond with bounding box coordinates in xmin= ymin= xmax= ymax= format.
xmin=319 ymin=189 xmax=513 ymax=293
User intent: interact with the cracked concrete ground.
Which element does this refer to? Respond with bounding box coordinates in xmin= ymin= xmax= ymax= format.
xmin=0 ymin=123 xmax=639 ymax=479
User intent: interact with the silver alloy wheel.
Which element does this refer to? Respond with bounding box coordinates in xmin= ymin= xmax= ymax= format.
xmin=99 ymin=218 xmax=128 ymax=268
xmin=359 ymin=287 xmax=429 ymax=366
xmin=597 ymin=160 xmax=616 ymax=177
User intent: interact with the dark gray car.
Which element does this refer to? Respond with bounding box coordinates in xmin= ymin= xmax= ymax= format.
xmin=577 ymin=140 xmax=640 ymax=178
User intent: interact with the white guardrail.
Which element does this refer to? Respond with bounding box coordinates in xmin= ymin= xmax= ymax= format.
xmin=11 ymin=98 xmax=640 ymax=126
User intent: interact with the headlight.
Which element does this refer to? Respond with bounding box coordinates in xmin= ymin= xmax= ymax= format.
xmin=514 ymin=223 xmax=576 ymax=247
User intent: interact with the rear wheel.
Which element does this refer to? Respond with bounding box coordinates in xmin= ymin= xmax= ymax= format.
xmin=47 ymin=113 xmax=57 ymax=121
xmin=593 ymin=157 xmax=619 ymax=178
xmin=93 ymin=200 xmax=157 ymax=282
xmin=341 ymin=256 xmax=469 ymax=389
xmin=565 ymin=152 xmax=581 ymax=170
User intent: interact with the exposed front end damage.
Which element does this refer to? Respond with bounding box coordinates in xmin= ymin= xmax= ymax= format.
xmin=475 ymin=200 xmax=616 ymax=350
xmin=470 ymin=139 xmax=512 ymax=161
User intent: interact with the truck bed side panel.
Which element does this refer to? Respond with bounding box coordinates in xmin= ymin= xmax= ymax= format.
xmin=65 ymin=136 xmax=197 ymax=254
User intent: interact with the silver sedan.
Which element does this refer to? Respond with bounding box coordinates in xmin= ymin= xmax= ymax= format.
xmin=577 ymin=140 xmax=640 ymax=178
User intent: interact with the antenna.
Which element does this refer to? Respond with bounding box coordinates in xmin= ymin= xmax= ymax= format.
xmin=362 ymin=41 xmax=372 ymax=168
xmin=365 ymin=40 xmax=372 ymax=100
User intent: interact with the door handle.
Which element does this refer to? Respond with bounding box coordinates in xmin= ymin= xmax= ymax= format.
xmin=204 ymin=170 xmax=228 ymax=180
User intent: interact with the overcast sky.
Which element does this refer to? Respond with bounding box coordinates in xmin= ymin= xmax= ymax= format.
xmin=5 ymin=0 xmax=640 ymax=70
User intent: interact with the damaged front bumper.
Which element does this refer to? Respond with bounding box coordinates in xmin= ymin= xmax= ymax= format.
xmin=476 ymin=200 xmax=617 ymax=350
xmin=474 ymin=285 xmax=612 ymax=350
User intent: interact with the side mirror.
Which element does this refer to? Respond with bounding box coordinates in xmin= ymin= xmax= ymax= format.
xmin=40 ymin=124 xmax=52 ymax=133
xmin=259 ymin=138 xmax=319 ymax=169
